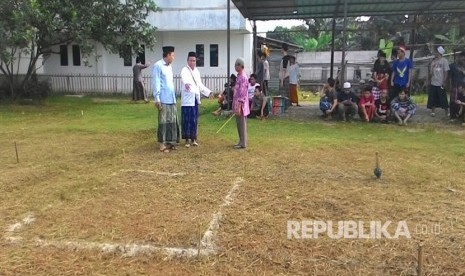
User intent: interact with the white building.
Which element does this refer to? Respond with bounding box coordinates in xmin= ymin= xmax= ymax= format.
xmin=43 ymin=0 xmax=254 ymax=79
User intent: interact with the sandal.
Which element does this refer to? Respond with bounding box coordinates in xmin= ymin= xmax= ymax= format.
xmin=192 ymin=141 xmax=199 ymax=147
xmin=169 ymin=145 xmax=177 ymax=150
xmin=159 ymin=147 xmax=170 ymax=153
xmin=185 ymin=143 xmax=191 ymax=148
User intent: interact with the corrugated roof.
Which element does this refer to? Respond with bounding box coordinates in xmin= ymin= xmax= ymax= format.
xmin=232 ymin=0 xmax=465 ymax=20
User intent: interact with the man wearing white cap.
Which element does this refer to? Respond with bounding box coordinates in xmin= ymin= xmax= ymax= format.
xmin=427 ymin=46 xmax=450 ymax=117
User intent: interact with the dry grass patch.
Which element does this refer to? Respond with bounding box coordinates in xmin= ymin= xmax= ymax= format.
xmin=1 ymin=96 xmax=464 ymax=275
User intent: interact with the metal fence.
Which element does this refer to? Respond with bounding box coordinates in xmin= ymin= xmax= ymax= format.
xmin=38 ymin=74 xmax=228 ymax=95
xmin=1 ymin=62 xmax=432 ymax=96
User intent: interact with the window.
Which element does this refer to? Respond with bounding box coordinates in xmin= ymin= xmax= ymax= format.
xmin=210 ymin=44 xmax=218 ymax=67
xmin=136 ymin=45 xmax=145 ymax=64
xmin=196 ymin=44 xmax=204 ymax=67
xmin=60 ymin=45 xmax=68 ymax=66
xmin=72 ymin=45 xmax=81 ymax=66
xmin=120 ymin=45 xmax=132 ymax=66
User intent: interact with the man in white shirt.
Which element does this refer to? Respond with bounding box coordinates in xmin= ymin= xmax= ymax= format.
xmin=288 ymin=56 xmax=300 ymax=106
xmin=180 ymin=52 xmax=212 ymax=148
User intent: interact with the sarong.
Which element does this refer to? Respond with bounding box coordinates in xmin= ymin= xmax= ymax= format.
xmin=157 ymin=104 xmax=180 ymax=144
xmin=181 ymin=100 xmax=199 ymax=140
xmin=289 ymin=84 xmax=298 ymax=103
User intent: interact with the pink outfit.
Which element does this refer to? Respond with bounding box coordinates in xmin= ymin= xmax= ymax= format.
xmin=233 ymin=71 xmax=250 ymax=116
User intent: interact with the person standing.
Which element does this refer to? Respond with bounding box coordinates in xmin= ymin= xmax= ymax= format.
xmin=449 ymin=51 xmax=465 ymax=121
xmin=427 ymin=46 xmax=450 ymax=117
xmin=233 ymin=58 xmax=250 ymax=149
xmin=390 ymin=46 xmax=413 ymax=100
xmin=255 ymin=50 xmax=264 ymax=93
xmin=262 ymin=52 xmax=270 ymax=96
xmin=153 ymin=46 xmax=179 ymax=153
xmin=132 ymin=57 xmax=151 ymax=102
xmin=288 ymin=56 xmax=300 ymax=106
xmin=180 ymin=52 xmax=212 ymax=148
xmin=279 ymin=43 xmax=291 ymax=97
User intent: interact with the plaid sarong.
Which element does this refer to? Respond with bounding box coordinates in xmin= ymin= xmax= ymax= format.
xmin=157 ymin=104 xmax=180 ymax=144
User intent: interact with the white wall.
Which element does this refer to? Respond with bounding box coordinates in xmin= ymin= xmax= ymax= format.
xmin=43 ymin=31 xmax=253 ymax=77
xmin=3 ymin=52 xmax=44 ymax=75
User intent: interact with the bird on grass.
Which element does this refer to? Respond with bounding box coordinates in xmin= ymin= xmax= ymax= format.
xmin=374 ymin=152 xmax=382 ymax=179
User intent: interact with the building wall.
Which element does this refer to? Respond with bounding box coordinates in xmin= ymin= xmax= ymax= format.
xmin=43 ymin=31 xmax=253 ymax=76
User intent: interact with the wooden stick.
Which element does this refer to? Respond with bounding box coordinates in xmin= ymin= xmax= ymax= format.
xmin=216 ymin=114 xmax=235 ymax=134
xmin=417 ymin=242 xmax=424 ymax=276
xmin=14 ymin=142 xmax=19 ymax=163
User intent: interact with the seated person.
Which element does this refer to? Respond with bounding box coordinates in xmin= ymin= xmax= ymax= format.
xmin=248 ymin=85 xmax=269 ymax=119
xmin=359 ymin=86 xmax=376 ymax=122
xmin=454 ymin=83 xmax=465 ymax=126
xmin=319 ymin=77 xmax=338 ymax=120
xmin=248 ymin=73 xmax=260 ymax=105
xmin=374 ymin=90 xmax=391 ymax=123
xmin=391 ymin=89 xmax=416 ymax=125
xmin=337 ymin=82 xmax=358 ymax=122
xmin=213 ymin=75 xmax=236 ymax=116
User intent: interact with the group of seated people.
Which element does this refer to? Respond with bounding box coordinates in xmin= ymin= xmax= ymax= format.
xmin=319 ymin=78 xmax=417 ymax=125
xmin=212 ymin=73 xmax=269 ymax=119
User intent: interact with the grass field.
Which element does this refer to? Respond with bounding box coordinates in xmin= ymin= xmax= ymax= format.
xmin=1 ymin=96 xmax=464 ymax=275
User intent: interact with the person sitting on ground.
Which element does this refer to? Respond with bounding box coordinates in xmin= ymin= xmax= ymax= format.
xmin=391 ymin=89 xmax=416 ymax=126
xmin=212 ymin=74 xmax=236 ymax=116
xmin=454 ymin=83 xmax=465 ymax=126
xmin=359 ymin=86 xmax=376 ymax=122
xmin=337 ymin=82 xmax=358 ymax=122
xmin=374 ymin=90 xmax=391 ymax=123
xmin=248 ymin=85 xmax=269 ymax=119
xmin=319 ymin=77 xmax=338 ymax=120
xmin=248 ymin=74 xmax=260 ymax=105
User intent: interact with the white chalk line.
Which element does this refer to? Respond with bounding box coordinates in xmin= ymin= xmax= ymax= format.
xmin=4 ymin=177 xmax=243 ymax=258
xmin=117 ymin=169 xmax=187 ymax=177
xmin=5 ymin=213 xmax=36 ymax=243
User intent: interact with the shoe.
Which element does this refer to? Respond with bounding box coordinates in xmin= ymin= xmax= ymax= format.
xmin=185 ymin=143 xmax=190 ymax=148
xmin=159 ymin=146 xmax=170 ymax=153
xmin=430 ymin=113 xmax=436 ymax=117
xmin=192 ymin=141 xmax=199 ymax=147
xmin=233 ymin=145 xmax=246 ymax=149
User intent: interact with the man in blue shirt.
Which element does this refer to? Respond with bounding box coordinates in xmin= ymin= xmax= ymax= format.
xmin=390 ymin=46 xmax=413 ymax=99
xmin=152 ymin=46 xmax=179 ymax=153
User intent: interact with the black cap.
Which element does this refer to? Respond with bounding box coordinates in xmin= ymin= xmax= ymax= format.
xmin=162 ymin=46 xmax=175 ymax=54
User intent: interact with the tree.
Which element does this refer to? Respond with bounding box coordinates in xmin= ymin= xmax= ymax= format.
xmin=0 ymin=0 xmax=159 ymax=100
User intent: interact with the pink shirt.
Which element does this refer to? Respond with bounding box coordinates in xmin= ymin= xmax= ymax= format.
xmin=233 ymin=71 xmax=250 ymax=116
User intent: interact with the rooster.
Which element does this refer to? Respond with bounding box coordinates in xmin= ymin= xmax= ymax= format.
xmin=374 ymin=152 xmax=382 ymax=179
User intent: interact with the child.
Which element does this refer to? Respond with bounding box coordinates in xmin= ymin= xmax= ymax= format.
xmin=391 ymin=89 xmax=416 ymax=125
xmin=374 ymin=90 xmax=391 ymax=123
xmin=319 ymin=78 xmax=338 ymax=120
xmin=454 ymin=83 xmax=465 ymax=126
xmin=248 ymin=74 xmax=260 ymax=102
xmin=212 ymin=75 xmax=236 ymax=116
xmin=359 ymin=86 xmax=376 ymax=122
xmin=248 ymin=86 xmax=269 ymax=119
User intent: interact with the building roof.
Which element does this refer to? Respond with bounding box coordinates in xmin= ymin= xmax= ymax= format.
xmin=257 ymin=36 xmax=304 ymax=51
xmin=232 ymin=0 xmax=465 ymax=20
